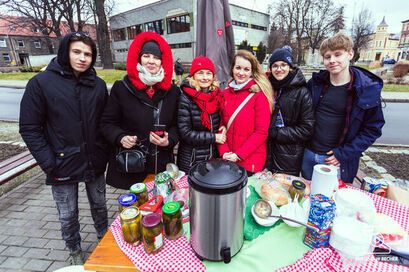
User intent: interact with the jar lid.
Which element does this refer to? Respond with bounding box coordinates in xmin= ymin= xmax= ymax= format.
xmin=155 ymin=172 xmax=171 ymax=184
xmin=130 ymin=183 xmax=146 ymax=194
xmin=162 ymin=201 xmax=180 ymax=215
xmin=142 ymin=212 xmax=161 ymax=227
xmin=292 ymin=180 xmax=306 ymax=190
xmin=120 ymin=206 xmax=140 ymax=220
xmin=118 ymin=193 xmax=137 ymax=206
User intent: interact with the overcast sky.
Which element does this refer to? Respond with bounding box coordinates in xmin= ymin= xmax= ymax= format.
xmin=114 ymin=0 xmax=408 ymax=34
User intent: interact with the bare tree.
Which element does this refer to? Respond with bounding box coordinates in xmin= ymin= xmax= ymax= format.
xmin=350 ymin=7 xmax=374 ymax=63
xmin=267 ymin=23 xmax=285 ymax=53
xmin=304 ymin=0 xmax=342 ymax=54
xmin=92 ymin=0 xmax=113 ymax=68
xmin=273 ymin=0 xmax=312 ymax=65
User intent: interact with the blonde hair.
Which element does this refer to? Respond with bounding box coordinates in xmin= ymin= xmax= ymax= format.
xmin=188 ymin=76 xmax=219 ymax=92
xmin=320 ymin=33 xmax=354 ymax=56
xmin=231 ymin=50 xmax=274 ymax=112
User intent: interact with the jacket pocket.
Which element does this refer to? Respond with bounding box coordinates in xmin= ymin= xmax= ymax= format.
xmin=53 ymin=146 xmax=86 ymax=179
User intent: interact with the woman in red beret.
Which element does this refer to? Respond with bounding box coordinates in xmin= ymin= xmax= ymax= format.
xmin=177 ymin=56 xmax=226 ymax=173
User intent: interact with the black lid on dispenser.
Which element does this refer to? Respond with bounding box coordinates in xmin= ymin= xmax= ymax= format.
xmin=188 ymin=159 xmax=247 ymax=194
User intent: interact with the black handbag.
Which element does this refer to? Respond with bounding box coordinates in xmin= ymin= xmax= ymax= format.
xmin=115 ymin=147 xmax=146 ymax=173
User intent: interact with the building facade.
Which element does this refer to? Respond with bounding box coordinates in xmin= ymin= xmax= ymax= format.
xmin=397 ymin=19 xmax=409 ymax=61
xmin=109 ymin=0 xmax=269 ymax=63
xmin=0 ymin=17 xmax=98 ymax=67
xmin=360 ymin=17 xmax=399 ymax=63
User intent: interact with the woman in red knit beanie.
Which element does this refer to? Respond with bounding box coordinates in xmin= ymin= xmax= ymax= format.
xmin=177 ymin=56 xmax=226 ymax=173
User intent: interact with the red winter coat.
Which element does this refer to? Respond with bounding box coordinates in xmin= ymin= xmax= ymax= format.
xmin=218 ymin=80 xmax=271 ymax=173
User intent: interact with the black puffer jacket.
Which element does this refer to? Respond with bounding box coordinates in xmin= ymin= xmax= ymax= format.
xmin=19 ymin=56 xmax=108 ymax=185
xmin=265 ymin=68 xmax=314 ymax=176
xmin=177 ymin=83 xmax=221 ymax=173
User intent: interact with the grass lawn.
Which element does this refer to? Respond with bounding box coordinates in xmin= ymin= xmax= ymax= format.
xmin=0 ymin=69 xmax=127 ymax=84
xmin=0 ymin=73 xmax=37 ymax=80
xmin=383 ymin=83 xmax=409 ymax=92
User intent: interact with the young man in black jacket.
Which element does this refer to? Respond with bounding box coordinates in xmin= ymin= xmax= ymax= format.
xmin=19 ymin=32 xmax=109 ymax=265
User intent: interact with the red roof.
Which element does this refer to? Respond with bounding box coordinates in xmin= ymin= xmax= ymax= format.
xmin=0 ymin=16 xmax=97 ymax=41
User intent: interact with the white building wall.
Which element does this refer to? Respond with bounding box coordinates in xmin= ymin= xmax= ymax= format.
xmin=109 ymin=0 xmax=269 ymax=63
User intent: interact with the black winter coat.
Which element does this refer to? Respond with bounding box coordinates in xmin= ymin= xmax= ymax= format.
xmin=177 ymin=92 xmax=221 ymax=173
xmin=100 ymin=77 xmax=180 ymax=189
xmin=19 ymin=58 xmax=109 ymax=185
xmin=266 ymin=68 xmax=314 ymax=176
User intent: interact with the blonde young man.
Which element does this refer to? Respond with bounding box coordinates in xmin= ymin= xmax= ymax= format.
xmin=301 ymin=33 xmax=385 ymax=183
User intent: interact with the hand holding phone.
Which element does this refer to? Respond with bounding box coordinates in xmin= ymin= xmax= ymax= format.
xmin=153 ymin=124 xmax=166 ymax=138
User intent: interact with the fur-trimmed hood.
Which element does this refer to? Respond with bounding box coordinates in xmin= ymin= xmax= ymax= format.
xmin=126 ymin=32 xmax=173 ymax=91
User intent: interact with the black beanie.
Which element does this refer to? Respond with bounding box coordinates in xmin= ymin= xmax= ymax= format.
xmin=140 ymin=41 xmax=162 ymax=59
xmin=269 ymin=47 xmax=294 ymax=69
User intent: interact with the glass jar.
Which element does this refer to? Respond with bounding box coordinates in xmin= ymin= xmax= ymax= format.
xmin=120 ymin=206 xmax=142 ymax=245
xmin=162 ymin=201 xmax=183 ymax=240
xmin=141 ymin=213 xmax=164 ymax=254
xmin=118 ymin=193 xmax=138 ymax=212
xmin=130 ymin=183 xmax=149 ymax=206
xmin=289 ymin=180 xmax=306 ymax=201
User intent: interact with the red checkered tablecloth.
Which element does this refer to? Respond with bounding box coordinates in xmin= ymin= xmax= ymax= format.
xmin=277 ymin=247 xmax=409 ymax=272
xmin=278 ymin=187 xmax=409 ymax=272
xmin=110 ymin=175 xmax=205 ymax=272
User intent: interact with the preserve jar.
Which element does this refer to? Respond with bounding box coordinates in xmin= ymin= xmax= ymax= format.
xmin=130 ymin=183 xmax=149 ymax=206
xmin=120 ymin=206 xmax=142 ymax=245
xmin=118 ymin=193 xmax=138 ymax=212
xmin=162 ymin=201 xmax=183 ymax=240
xmin=289 ymin=180 xmax=306 ymax=201
xmin=141 ymin=213 xmax=163 ymax=253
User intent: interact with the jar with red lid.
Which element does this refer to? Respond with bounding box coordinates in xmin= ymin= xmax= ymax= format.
xmin=141 ymin=213 xmax=163 ymax=253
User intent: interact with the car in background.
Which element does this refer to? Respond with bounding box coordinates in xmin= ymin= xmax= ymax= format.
xmin=382 ymin=58 xmax=396 ymax=65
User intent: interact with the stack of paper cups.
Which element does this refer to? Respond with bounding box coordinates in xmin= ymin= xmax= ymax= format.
xmin=311 ymin=164 xmax=338 ymax=198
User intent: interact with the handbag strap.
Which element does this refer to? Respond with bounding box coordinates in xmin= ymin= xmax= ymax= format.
xmin=154 ymin=100 xmax=163 ymax=124
xmin=226 ymin=93 xmax=255 ymax=132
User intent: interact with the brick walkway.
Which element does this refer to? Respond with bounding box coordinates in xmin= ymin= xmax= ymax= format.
xmin=0 ymin=172 xmax=127 ymax=272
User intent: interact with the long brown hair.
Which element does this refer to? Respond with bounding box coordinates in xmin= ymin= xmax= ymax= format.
xmin=230 ymin=50 xmax=274 ymax=112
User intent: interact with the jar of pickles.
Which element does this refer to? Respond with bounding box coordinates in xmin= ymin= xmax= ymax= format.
xmin=120 ymin=206 xmax=142 ymax=245
xmin=130 ymin=183 xmax=149 ymax=206
xmin=162 ymin=201 xmax=183 ymax=240
xmin=289 ymin=180 xmax=306 ymax=201
xmin=141 ymin=213 xmax=163 ymax=254
xmin=118 ymin=193 xmax=138 ymax=212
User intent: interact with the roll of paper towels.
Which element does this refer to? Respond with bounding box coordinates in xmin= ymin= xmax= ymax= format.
xmin=311 ymin=164 xmax=338 ymax=197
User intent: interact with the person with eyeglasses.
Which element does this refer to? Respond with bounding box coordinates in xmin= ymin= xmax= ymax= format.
xmin=265 ymin=46 xmax=314 ymax=176
xmin=100 ymin=32 xmax=179 ymax=189
xmin=19 ymin=32 xmax=109 ymax=265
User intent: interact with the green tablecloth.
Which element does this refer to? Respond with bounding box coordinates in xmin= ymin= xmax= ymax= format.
xmin=185 ymin=176 xmax=311 ymax=271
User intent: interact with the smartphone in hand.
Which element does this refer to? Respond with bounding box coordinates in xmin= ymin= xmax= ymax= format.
xmin=153 ymin=124 xmax=166 ymax=138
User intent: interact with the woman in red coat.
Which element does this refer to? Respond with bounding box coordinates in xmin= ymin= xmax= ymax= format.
xmin=219 ymin=50 xmax=274 ymax=174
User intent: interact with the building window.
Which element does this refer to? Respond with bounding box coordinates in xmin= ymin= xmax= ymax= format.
xmin=34 ymin=41 xmax=41 ymax=48
xmin=144 ymin=20 xmax=163 ymax=35
xmin=167 ymin=14 xmax=190 ymax=34
xmin=17 ymin=39 xmax=24 ymax=47
xmin=127 ymin=25 xmax=142 ymax=40
xmin=3 ymin=53 xmax=11 ymax=62
xmin=0 ymin=38 xmax=6 ymax=47
xmin=169 ymin=43 xmax=192 ymax=49
xmin=113 ymin=28 xmax=126 ymax=41
xmin=232 ymin=20 xmax=248 ymax=27
xmin=250 ymin=24 xmax=267 ymax=31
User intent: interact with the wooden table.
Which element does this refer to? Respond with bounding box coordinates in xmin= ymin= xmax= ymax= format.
xmin=84 ymin=230 xmax=138 ymax=272
xmin=85 ymin=175 xmax=156 ymax=272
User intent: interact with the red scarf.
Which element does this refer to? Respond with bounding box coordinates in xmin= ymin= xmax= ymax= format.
xmin=182 ymin=86 xmax=223 ymax=130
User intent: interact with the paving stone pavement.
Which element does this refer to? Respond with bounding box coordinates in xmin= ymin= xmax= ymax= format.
xmin=0 ymin=173 xmax=127 ymax=272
